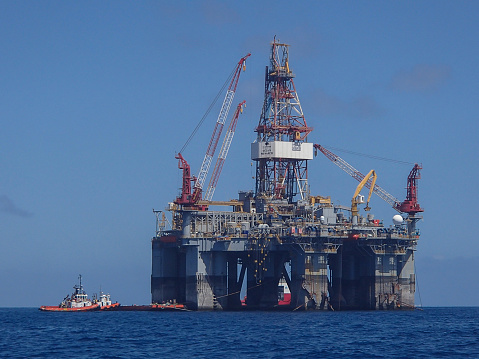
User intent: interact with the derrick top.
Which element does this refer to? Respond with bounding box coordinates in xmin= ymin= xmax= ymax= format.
xmin=269 ymin=39 xmax=294 ymax=80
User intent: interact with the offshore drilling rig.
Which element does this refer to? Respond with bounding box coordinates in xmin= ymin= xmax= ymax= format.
xmin=151 ymin=39 xmax=423 ymax=311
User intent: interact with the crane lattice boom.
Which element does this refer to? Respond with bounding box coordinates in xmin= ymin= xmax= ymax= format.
xmin=193 ymin=54 xmax=251 ymax=202
xmin=314 ymin=144 xmax=402 ymax=212
xmin=204 ymin=101 xmax=246 ymax=201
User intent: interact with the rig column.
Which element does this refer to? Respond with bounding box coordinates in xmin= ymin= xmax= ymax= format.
xmin=151 ymin=238 xmax=181 ymax=304
xmin=289 ymin=245 xmax=307 ymax=310
xmin=304 ymin=252 xmax=329 ymax=309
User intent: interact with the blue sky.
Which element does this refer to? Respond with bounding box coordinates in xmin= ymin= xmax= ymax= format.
xmin=1 ymin=1 xmax=478 ymax=307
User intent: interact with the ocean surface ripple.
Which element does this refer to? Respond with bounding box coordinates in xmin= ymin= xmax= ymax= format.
xmin=1 ymin=307 xmax=478 ymax=358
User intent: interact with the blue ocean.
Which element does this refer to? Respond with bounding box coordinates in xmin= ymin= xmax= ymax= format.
xmin=1 ymin=307 xmax=478 ymax=358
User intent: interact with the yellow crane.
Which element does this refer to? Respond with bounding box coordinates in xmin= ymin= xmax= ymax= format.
xmin=351 ymin=170 xmax=377 ymax=218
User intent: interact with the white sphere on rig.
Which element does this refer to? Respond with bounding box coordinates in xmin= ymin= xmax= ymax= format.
xmin=392 ymin=215 xmax=404 ymax=225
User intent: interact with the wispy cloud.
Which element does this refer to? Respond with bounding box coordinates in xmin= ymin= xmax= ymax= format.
xmin=0 ymin=195 xmax=33 ymax=218
xmin=311 ymin=89 xmax=385 ymax=120
xmin=390 ymin=64 xmax=452 ymax=92
xmin=200 ymin=0 xmax=240 ymax=26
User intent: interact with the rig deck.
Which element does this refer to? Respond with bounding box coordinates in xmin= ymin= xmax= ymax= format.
xmin=152 ymin=196 xmax=418 ymax=310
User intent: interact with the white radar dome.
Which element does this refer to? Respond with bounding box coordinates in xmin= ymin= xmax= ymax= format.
xmin=392 ymin=215 xmax=404 ymax=225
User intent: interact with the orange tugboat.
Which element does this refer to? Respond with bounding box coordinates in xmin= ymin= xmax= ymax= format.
xmin=39 ymin=275 xmax=118 ymax=312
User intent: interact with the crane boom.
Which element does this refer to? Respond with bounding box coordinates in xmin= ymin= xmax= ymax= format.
xmin=204 ymin=101 xmax=246 ymax=201
xmin=398 ymin=163 xmax=423 ymax=214
xmin=174 ymin=153 xmax=194 ymax=206
xmin=193 ymin=54 xmax=251 ymax=202
xmin=351 ymin=169 xmax=377 ymax=217
xmin=314 ymin=144 xmax=402 ymax=212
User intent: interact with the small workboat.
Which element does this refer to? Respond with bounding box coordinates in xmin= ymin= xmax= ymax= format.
xmin=39 ymin=275 xmax=107 ymax=312
xmin=94 ymin=291 xmax=120 ymax=310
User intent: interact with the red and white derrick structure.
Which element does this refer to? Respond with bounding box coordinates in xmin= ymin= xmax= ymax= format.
xmin=253 ymin=39 xmax=313 ymax=202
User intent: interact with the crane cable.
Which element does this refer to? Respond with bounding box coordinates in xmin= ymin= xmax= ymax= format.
xmin=322 ymin=145 xmax=415 ymax=166
xmin=214 ymin=283 xmax=262 ymax=300
xmin=179 ymin=65 xmax=237 ymax=154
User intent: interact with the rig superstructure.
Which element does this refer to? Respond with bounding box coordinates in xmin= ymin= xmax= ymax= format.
xmin=151 ymin=39 xmax=423 ymax=311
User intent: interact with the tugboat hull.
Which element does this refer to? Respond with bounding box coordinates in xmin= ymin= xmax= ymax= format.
xmin=39 ymin=304 xmax=100 ymax=312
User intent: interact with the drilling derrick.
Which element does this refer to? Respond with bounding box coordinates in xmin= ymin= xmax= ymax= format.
xmin=252 ymin=39 xmax=313 ymax=202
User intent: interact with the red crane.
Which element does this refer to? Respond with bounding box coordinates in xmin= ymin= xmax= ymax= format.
xmin=314 ymin=144 xmax=423 ymax=215
xmin=174 ymin=153 xmax=195 ymax=206
xmin=398 ymin=163 xmax=423 ymax=214
xmin=174 ymin=54 xmax=250 ymax=209
xmin=191 ymin=53 xmax=251 ymax=203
